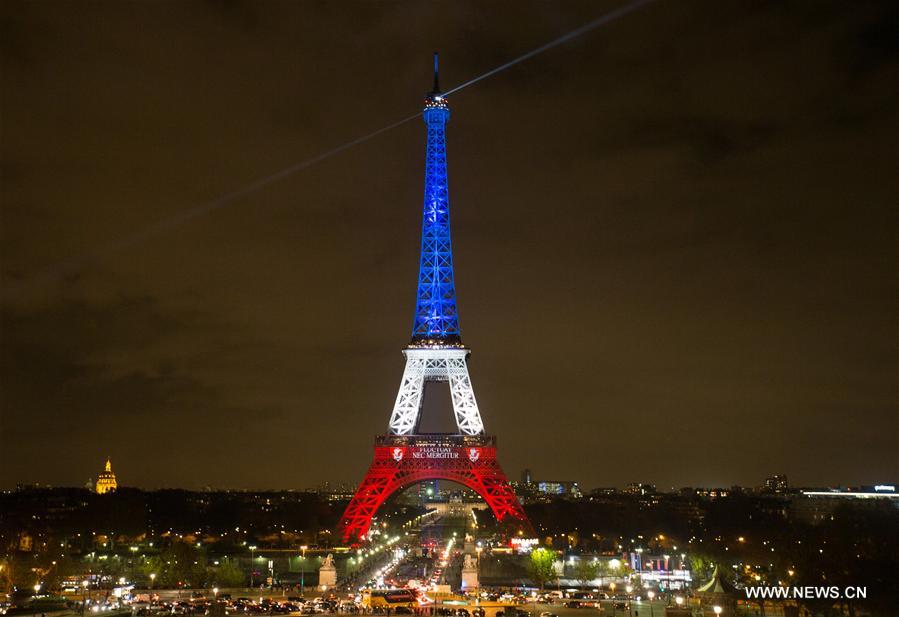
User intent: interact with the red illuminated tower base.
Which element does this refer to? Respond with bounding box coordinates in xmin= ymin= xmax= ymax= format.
xmin=339 ymin=435 xmax=530 ymax=543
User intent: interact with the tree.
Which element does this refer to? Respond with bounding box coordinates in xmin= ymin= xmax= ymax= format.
xmin=139 ymin=543 xmax=208 ymax=588
xmin=44 ymin=555 xmax=79 ymax=591
xmin=528 ymin=548 xmax=557 ymax=591
xmin=607 ymin=559 xmax=632 ymax=580
xmin=689 ymin=554 xmax=713 ymax=582
xmin=214 ymin=558 xmax=246 ymax=588
xmin=140 ymin=555 xmax=166 ymax=586
xmin=0 ymin=556 xmax=37 ymax=593
xmin=574 ymin=559 xmax=600 ymax=588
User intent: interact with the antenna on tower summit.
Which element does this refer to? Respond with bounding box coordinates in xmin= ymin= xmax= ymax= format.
xmin=432 ymin=52 xmax=440 ymax=93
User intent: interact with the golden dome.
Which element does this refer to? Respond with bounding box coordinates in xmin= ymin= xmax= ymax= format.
xmin=95 ymin=458 xmax=117 ymax=494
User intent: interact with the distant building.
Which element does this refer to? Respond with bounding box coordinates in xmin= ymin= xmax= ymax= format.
xmin=800 ymin=485 xmax=898 ymax=500
xmin=790 ymin=487 xmax=898 ymax=523
xmin=695 ymin=487 xmax=729 ymax=499
xmin=590 ymin=487 xmax=618 ymax=496
xmin=95 ymin=458 xmax=117 ymax=494
xmin=626 ymin=483 xmax=656 ymax=495
xmin=419 ymin=480 xmax=439 ymax=501
xmin=764 ymin=474 xmax=788 ymax=493
xmin=537 ymin=481 xmax=582 ymax=498
xmin=512 ymin=471 xmax=581 ymax=502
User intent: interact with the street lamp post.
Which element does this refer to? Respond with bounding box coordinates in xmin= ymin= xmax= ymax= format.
xmin=81 ymin=580 xmax=89 ymax=617
xmin=476 ymin=547 xmax=482 ymax=597
xmin=625 ymin=585 xmax=633 ymax=617
xmin=33 ymin=583 xmax=41 ymax=617
xmin=300 ymin=546 xmax=308 ymax=597
xmin=646 ymin=590 xmax=655 ymax=617
xmin=249 ymin=546 xmax=257 ymax=588
xmin=713 ymin=606 xmax=722 ymax=616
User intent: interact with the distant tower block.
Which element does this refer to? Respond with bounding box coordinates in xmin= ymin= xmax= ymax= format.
xmin=338 ymin=54 xmax=531 ymax=543
xmin=95 ymin=458 xmax=117 ymax=494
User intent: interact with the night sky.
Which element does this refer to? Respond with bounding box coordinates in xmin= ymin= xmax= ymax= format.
xmin=2 ymin=1 xmax=897 ymax=491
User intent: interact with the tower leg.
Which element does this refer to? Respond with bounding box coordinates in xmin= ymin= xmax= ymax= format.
xmin=387 ymin=355 xmax=426 ymax=435
xmin=339 ymin=456 xmax=402 ymax=543
xmin=447 ymin=356 xmax=484 ymax=435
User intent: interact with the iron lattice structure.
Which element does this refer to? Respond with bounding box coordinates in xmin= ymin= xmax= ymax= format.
xmin=340 ymin=437 xmax=526 ymax=543
xmin=339 ymin=56 xmax=531 ymax=543
xmin=411 ymin=63 xmax=459 ymax=346
xmin=387 ymin=348 xmax=483 ymax=436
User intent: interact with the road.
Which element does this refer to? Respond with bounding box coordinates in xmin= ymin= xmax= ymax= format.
xmin=517 ymin=601 xmax=670 ymax=617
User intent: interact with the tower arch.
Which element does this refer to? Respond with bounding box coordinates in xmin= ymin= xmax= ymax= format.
xmin=339 ymin=438 xmax=528 ymax=543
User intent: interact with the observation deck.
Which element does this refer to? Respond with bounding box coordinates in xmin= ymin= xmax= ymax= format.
xmin=375 ymin=433 xmax=496 ymax=448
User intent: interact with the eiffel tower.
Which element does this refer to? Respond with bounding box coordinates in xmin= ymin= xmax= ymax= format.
xmin=338 ymin=55 xmax=531 ymax=543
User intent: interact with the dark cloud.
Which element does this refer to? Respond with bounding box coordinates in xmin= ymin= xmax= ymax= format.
xmin=1 ymin=0 xmax=896 ymax=490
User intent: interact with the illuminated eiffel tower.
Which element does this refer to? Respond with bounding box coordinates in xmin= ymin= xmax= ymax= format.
xmin=339 ymin=55 xmax=531 ymax=543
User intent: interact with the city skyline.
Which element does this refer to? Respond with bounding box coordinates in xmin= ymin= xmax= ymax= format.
xmin=2 ymin=1 xmax=897 ymax=491
xmin=7 ymin=455 xmax=896 ymax=495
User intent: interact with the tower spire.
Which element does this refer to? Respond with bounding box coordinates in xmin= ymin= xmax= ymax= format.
xmin=432 ymin=51 xmax=440 ymax=93
xmin=412 ymin=54 xmax=459 ymax=346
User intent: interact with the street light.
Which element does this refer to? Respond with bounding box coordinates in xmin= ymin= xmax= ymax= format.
xmin=213 ymin=588 xmax=219 ymax=599
xmin=713 ymin=606 xmax=722 ymax=615
xmin=249 ymin=546 xmax=257 ymax=588
xmin=646 ymin=591 xmax=655 ymax=617
xmin=149 ymin=573 xmax=156 ymax=589
xmin=79 ymin=580 xmax=90 ymax=617
xmin=674 ymin=596 xmax=683 ymax=606
xmin=300 ymin=546 xmax=308 ymax=596
xmin=33 ymin=584 xmax=41 ymax=617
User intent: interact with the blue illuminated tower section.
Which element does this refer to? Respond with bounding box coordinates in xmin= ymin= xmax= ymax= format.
xmin=411 ymin=54 xmax=461 ymax=346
